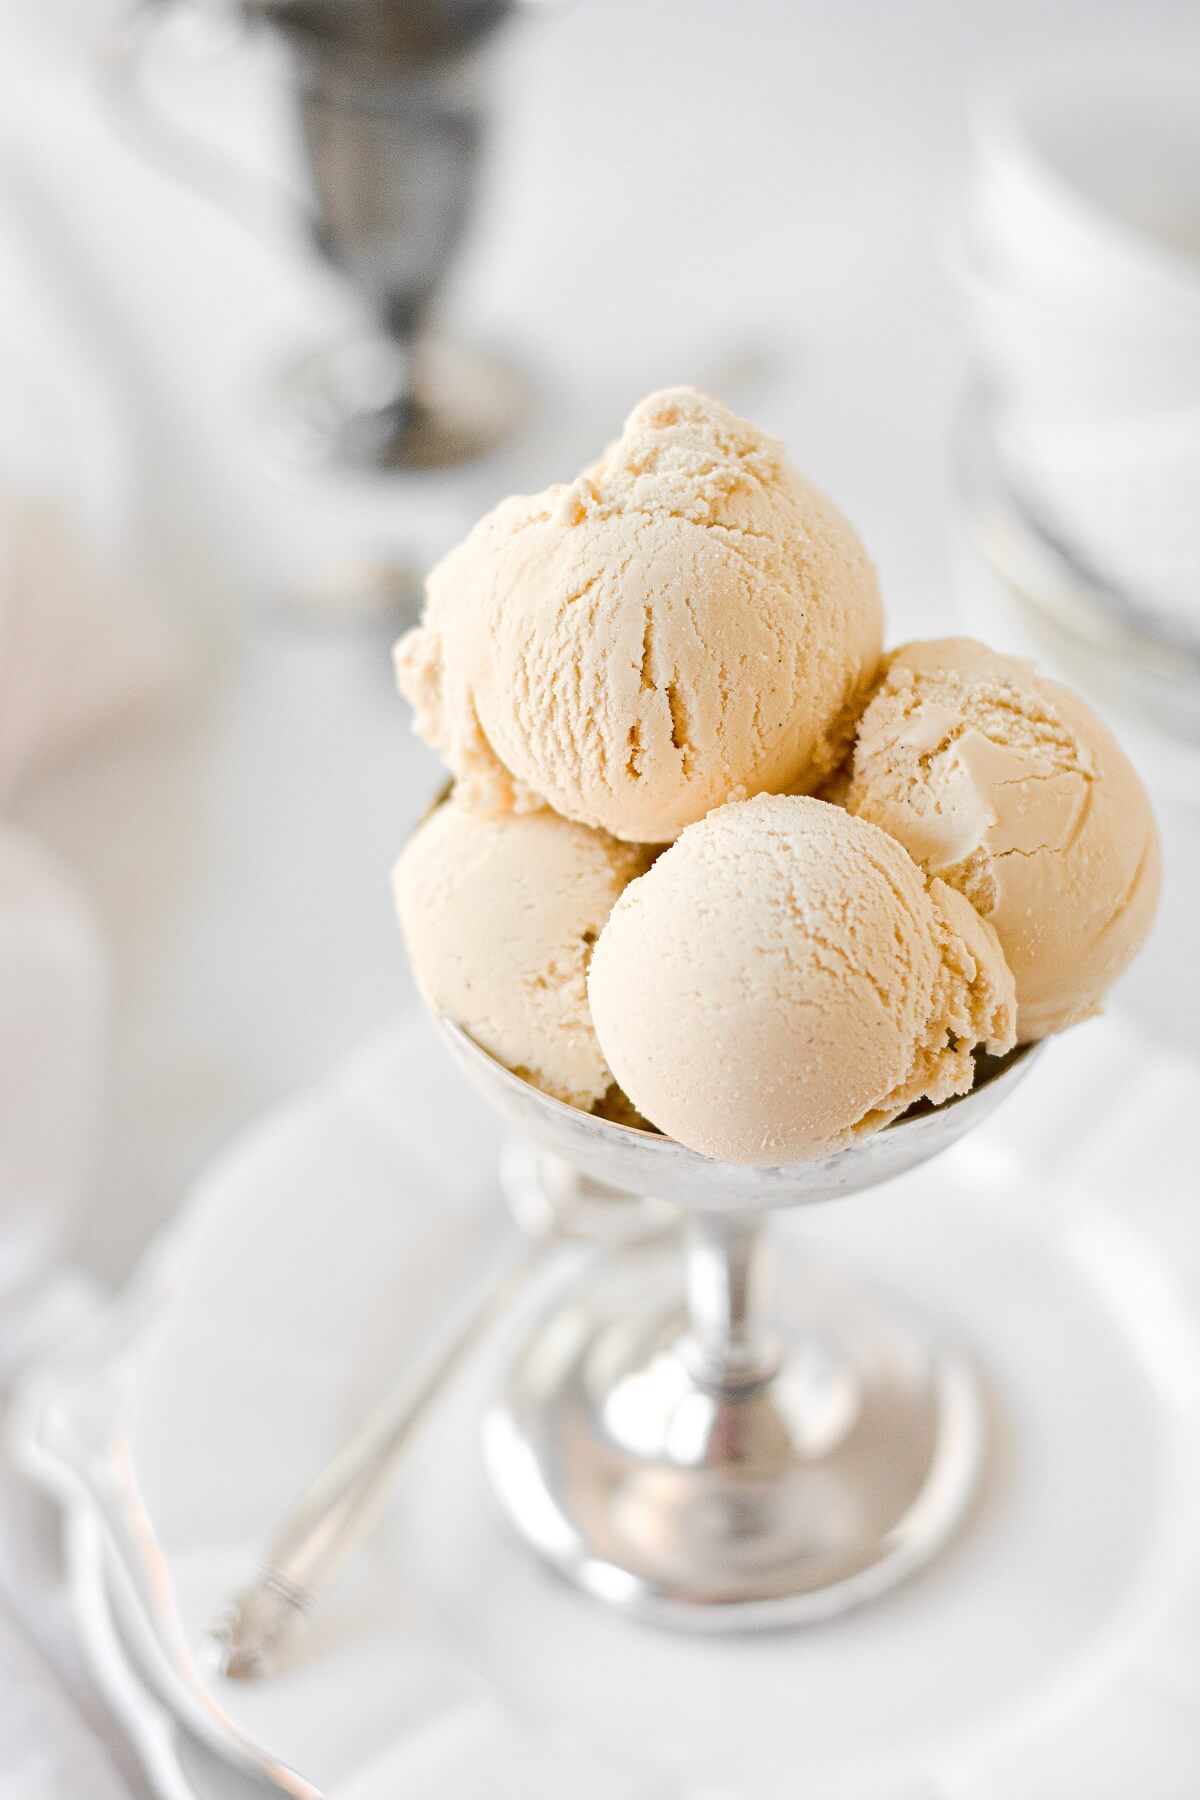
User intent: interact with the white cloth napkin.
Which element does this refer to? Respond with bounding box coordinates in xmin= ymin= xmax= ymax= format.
xmin=0 ymin=842 xmax=146 ymax=1798
xmin=0 ymin=1582 xmax=132 ymax=1800
xmin=0 ymin=828 xmax=108 ymax=1373
xmin=0 ymin=133 xmax=183 ymax=1800
xmin=0 ymin=170 xmax=181 ymax=804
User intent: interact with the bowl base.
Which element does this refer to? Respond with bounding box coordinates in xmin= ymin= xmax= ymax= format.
xmin=483 ymin=1240 xmax=984 ymax=1629
xmin=266 ymin=333 xmax=527 ymax=471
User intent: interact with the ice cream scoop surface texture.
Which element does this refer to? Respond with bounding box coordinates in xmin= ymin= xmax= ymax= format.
xmin=395 ymin=794 xmax=652 ymax=1110
xmin=396 ymin=387 xmax=883 ymax=843
xmin=845 ymin=638 xmax=1160 ymax=1041
xmin=587 ymin=793 xmax=1015 ymax=1165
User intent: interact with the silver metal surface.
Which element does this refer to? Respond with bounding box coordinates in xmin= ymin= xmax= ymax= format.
xmin=439 ymin=1018 xmax=1041 ymax=1628
xmin=439 ymin=1020 xmax=1042 ymax=1213
xmin=205 ymin=1143 xmax=674 ymax=1679
xmin=484 ymin=1236 xmax=984 ymax=1627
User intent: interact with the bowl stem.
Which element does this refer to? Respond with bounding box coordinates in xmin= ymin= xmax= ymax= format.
xmin=681 ymin=1212 xmax=780 ymax=1390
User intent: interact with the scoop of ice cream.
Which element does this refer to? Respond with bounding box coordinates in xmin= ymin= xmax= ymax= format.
xmin=394 ymin=794 xmax=652 ymax=1110
xmin=844 ymin=638 xmax=1160 ymax=1042
xmin=587 ymin=794 xmax=1015 ymax=1165
xmin=396 ymin=387 xmax=883 ymax=843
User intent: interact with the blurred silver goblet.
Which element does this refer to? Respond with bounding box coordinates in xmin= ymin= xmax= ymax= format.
xmin=105 ymin=0 xmax=527 ymax=468
xmin=438 ymin=1019 xmax=1041 ymax=1629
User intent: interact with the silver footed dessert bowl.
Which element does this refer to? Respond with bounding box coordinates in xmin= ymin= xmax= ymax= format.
xmin=387 ymin=387 xmax=1158 ymax=1631
xmin=437 ymin=1018 xmax=1041 ymax=1629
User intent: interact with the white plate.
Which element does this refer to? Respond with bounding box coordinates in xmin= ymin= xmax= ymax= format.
xmin=68 ymin=1509 xmax=277 ymax=1800
xmin=17 ymin=1012 xmax=1200 ymax=1799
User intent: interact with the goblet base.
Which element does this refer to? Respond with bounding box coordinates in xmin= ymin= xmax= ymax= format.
xmin=269 ymin=332 xmax=527 ymax=471
xmin=483 ymin=1240 xmax=984 ymax=1629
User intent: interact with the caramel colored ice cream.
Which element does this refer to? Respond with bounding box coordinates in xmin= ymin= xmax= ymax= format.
xmin=394 ymin=795 xmax=652 ymax=1110
xmin=844 ymin=639 xmax=1160 ymax=1041
xmin=587 ymin=794 xmax=1015 ymax=1164
xmin=396 ymin=388 xmax=883 ymax=843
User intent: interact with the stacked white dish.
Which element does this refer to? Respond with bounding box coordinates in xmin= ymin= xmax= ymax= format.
xmin=954 ymin=47 xmax=1200 ymax=652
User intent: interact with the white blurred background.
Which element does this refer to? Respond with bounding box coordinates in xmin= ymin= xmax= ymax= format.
xmin=2 ymin=0 xmax=1196 ymax=1285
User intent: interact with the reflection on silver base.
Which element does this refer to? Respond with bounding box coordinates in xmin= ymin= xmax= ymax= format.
xmin=442 ymin=1025 xmax=1036 ymax=1631
xmin=484 ymin=1240 xmax=984 ymax=1630
xmin=271 ymin=333 xmax=527 ymax=471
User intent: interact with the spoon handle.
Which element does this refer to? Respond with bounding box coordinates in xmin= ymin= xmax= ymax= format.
xmin=204 ymin=1230 xmax=549 ymax=1680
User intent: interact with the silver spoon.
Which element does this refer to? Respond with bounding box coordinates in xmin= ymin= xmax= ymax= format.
xmin=202 ymin=1127 xmax=676 ymax=1680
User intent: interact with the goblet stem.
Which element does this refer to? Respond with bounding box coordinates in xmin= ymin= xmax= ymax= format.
xmin=681 ymin=1213 xmax=779 ymax=1390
